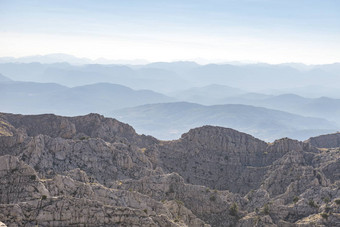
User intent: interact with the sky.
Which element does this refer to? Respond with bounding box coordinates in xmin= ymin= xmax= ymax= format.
xmin=0 ymin=0 xmax=339 ymax=64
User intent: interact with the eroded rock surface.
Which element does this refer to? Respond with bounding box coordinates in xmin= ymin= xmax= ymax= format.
xmin=0 ymin=112 xmax=339 ymax=226
xmin=307 ymin=132 xmax=340 ymax=148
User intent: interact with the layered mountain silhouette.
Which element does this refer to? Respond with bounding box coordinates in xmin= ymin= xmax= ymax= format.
xmin=1 ymin=66 xmax=339 ymax=141
xmin=111 ymin=102 xmax=337 ymax=141
xmin=0 ymin=81 xmax=174 ymax=115
xmin=0 ymin=73 xmax=12 ymax=82
xmin=1 ymin=61 xmax=340 ymax=94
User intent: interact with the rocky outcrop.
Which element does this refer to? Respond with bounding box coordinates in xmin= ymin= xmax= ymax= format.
xmin=0 ymin=198 xmax=178 ymax=227
xmin=0 ymin=133 xmax=161 ymax=185
xmin=112 ymin=172 xmax=245 ymax=227
xmin=0 ymin=155 xmax=49 ymax=204
xmin=0 ymin=112 xmax=339 ymax=227
xmin=0 ymin=116 xmax=15 ymax=137
xmin=306 ymin=132 xmax=340 ymax=148
xmin=0 ymin=155 xmax=206 ymax=226
xmin=155 ymin=127 xmax=315 ymax=195
xmin=1 ymin=112 xmax=158 ymax=147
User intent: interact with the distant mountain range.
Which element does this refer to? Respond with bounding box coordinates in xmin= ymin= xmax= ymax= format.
xmin=172 ymin=85 xmax=340 ymax=126
xmin=0 ymin=53 xmax=149 ymax=65
xmin=222 ymin=94 xmax=340 ymax=124
xmin=0 ymin=59 xmax=340 ymax=95
xmin=0 ymin=73 xmax=12 ymax=82
xmin=1 ymin=57 xmax=340 ymax=142
xmin=111 ymin=102 xmax=337 ymax=141
xmin=170 ymin=84 xmax=246 ymax=104
xmin=0 ymin=81 xmax=174 ymax=116
xmin=0 ymin=62 xmax=188 ymax=92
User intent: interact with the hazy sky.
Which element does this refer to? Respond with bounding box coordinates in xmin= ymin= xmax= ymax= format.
xmin=0 ymin=0 xmax=339 ymax=64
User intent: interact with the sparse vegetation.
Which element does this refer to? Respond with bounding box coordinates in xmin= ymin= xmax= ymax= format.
xmin=320 ymin=212 xmax=328 ymax=219
xmin=293 ymin=196 xmax=299 ymax=203
xmin=308 ymin=199 xmax=318 ymax=208
xmin=335 ymin=199 xmax=340 ymax=205
xmin=140 ymin=148 xmax=147 ymax=153
xmin=209 ymin=195 xmax=216 ymax=202
xmin=175 ymin=200 xmax=184 ymax=206
xmin=229 ymin=202 xmax=238 ymax=216
xmin=263 ymin=204 xmax=269 ymax=215
xmin=325 ymin=206 xmax=331 ymax=213
xmin=323 ymin=197 xmax=330 ymax=203
xmin=41 ymin=195 xmax=47 ymax=200
xmin=167 ymin=185 xmax=175 ymax=194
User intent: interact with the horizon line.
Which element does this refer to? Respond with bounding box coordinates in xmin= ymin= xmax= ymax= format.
xmin=0 ymin=53 xmax=339 ymax=66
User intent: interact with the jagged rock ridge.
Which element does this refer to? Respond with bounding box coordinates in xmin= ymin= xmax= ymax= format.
xmin=0 ymin=112 xmax=339 ymax=227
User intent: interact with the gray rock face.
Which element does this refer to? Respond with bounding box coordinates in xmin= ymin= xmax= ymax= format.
xmin=155 ymin=127 xmax=315 ymax=195
xmin=1 ymin=112 xmax=158 ymax=147
xmin=0 ymin=112 xmax=339 ymax=227
xmin=307 ymin=132 xmax=340 ymax=148
xmin=0 ymin=155 xmax=49 ymax=204
xmin=0 ymin=155 xmax=205 ymax=227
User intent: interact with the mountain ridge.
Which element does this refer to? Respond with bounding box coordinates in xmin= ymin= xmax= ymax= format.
xmin=0 ymin=112 xmax=339 ymax=226
xmin=111 ymin=102 xmax=338 ymax=141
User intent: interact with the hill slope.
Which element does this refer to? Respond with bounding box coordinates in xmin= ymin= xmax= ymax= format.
xmin=0 ymin=81 xmax=174 ymax=115
xmin=111 ymin=102 xmax=338 ymax=141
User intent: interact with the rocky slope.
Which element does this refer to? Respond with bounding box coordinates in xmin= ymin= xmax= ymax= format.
xmin=0 ymin=112 xmax=339 ymax=226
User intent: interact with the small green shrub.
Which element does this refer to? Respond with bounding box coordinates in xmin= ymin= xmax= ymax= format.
xmin=229 ymin=202 xmax=238 ymax=216
xmin=168 ymin=185 xmax=174 ymax=193
xmin=263 ymin=204 xmax=269 ymax=215
xmin=209 ymin=195 xmax=216 ymax=202
xmin=335 ymin=199 xmax=340 ymax=205
xmin=323 ymin=197 xmax=330 ymax=203
xmin=320 ymin=212 xmax=328 ymax=219
xmin=41 ymin=195 xmax=47 ymax=200
xmin=175 ymin=200 xmax=184 ymax=206
xmin=309 ymin=199 xmax=318 ymax=208
xmin=293 ymin=196 xmax=299 ymax=203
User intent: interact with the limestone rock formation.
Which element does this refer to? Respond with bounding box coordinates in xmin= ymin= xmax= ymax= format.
xmin=0 ymin=112 xmax=339 ymax=226
xmin=307 ymin=132 xmax=340 ymax=148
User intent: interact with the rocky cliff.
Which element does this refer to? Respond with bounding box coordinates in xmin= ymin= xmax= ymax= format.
xmin=0 ymin=112 xmax=339 ymax=226
xmin=306 ymin=132 xmax=340 ymax=148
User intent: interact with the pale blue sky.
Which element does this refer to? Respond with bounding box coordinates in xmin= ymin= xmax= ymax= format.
xmin=1 ymin=0 xmax=339 ymax=63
